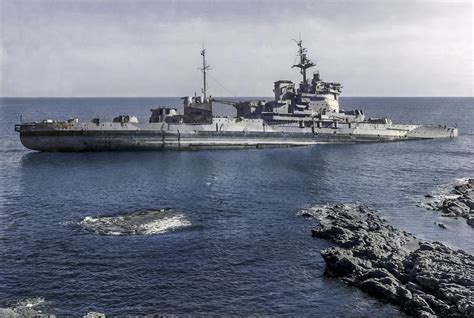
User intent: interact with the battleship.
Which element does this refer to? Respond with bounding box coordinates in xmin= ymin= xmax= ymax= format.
xmin=15 ymin=40 xmax=458 ymax=151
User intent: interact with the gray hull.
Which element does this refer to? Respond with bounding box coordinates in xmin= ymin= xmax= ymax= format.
xmin=19 ymin=126 xmax=457 ymax=152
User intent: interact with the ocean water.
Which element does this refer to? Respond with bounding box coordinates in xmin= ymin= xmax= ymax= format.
xmin=0 ymin=97 xmax=472 ymax=316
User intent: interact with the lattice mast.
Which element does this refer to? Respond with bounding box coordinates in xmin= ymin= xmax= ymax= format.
xmin=292 ymin=38 xmax=315 ymax=90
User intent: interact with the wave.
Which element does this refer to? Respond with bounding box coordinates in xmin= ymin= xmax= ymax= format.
xmin=418 ymin=177 xmax=471 ymax=210
xmin=79 ymin=208 xmax=191 ymax=235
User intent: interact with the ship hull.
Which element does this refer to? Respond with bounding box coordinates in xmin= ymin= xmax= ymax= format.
xmin=18 ymin=126 xmax=457 ymax=152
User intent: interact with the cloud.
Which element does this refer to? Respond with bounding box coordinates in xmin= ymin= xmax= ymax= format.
xmin=1 ymin=0 xmax=472 ymax=97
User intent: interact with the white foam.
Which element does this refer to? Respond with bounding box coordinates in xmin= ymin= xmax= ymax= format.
xmin=419 ymin=177 xmax=472 ymax=210
xmin=140 ymin=214 xmax=191 ymax=234
xmin=15 ymin=297 xmax=45 ymax=308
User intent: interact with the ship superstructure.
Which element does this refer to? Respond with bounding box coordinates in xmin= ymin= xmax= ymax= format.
xmin=15 ymin=40 xmax=458 ymax=151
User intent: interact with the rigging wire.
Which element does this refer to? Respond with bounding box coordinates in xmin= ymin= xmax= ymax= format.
xmin=207 ymin=73 xmax=237 ymax=97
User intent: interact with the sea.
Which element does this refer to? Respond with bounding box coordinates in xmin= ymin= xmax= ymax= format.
xmin=0 ymin=97 xmax=472 ymax=316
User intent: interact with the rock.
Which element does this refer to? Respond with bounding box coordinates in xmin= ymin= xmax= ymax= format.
xmin=441 ymin=212 xmax=457 ymax=217
xmin=320 ymin=247 xmax=361 ymax=277
xmin=419 ymin=242 xmax=435 ymax=251
xmin=301 ymin=211 xmax=313 ymax=218
xmin=436 ymin=222 xmax=447 ymax=229
xmin=302 ymin=203 xmax=474 ymax=318
xmin=411 ymin=294 xmax=435 ymax=314
xmin=460 ymin=197 xmax=474 ymax=209
xmin=79 ymin=208 xmax=190 ymax=235
xmin=83 ymin=312 xmax=106 ymax=318
xmin=467 ymin=218 xmax=474 ymax=228
xmin=0 ymin=298 xmax=55 ymax=318
xmin=454 ymin=184 xmax=471 ymax=194
xmin=443 ymin=199 xmax=470 ymax=216
xmin=446 ymin=206 xmax=464 ymax=216
xmin=357 ymin=277 xmax=399 ymax=301
xmin=421 ymin=178 xmax=474 ymax=227
xmin=415 ymin=275 xmax=440 ymax=291
xmin=418 ymin=310 xmax=437 ymax=318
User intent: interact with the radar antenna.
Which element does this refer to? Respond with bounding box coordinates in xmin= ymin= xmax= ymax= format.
xmin=291 ymin=37 xmax=315 ymax=89
xmin=199 ymin=44 xmax=211 ymax=99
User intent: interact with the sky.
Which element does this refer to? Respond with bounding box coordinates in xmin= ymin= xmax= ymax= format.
xmin=0 ymin=0 xmax=472 ymax=97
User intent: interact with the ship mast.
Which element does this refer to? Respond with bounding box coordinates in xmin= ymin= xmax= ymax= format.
xmin=199 ymin=45 xmax=211 ymax=99
xmin=292 ymin=38 xmax=315 ymax=90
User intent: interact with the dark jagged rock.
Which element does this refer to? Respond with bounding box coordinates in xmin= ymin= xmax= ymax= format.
xmin=420 ymin=178 xmax=474 ymax=228
xmin=436 ymin=222 xmax=447 ymax=229
xmin=467 ymin=218 xmax=474 ymax=227
xmin=302 ymin=204 xmax=474 ymax=317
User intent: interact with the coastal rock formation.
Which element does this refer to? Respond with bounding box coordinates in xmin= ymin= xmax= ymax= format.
xmin=302 ymin=204 xmax=474 ymax=317
xmin=0 ymin=298 xmax=55 ymax=318
xmin=420 ymin=178 xmax=474 ymax=228
xmin=0 ymin=299 xmax=107 ymax=317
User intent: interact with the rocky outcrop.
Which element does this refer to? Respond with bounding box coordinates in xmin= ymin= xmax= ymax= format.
xmin=421 ymin=178 xmax=474 ymax=228
xmin=302 ymin=204 xmax=474 ymax=317
xmin=83 ymin=312 xmax=106 ymax=318
xmin=0 ymin=298 xmax=55 ymax=318
xmin=0 ymin=299 xmax=107 ymax=318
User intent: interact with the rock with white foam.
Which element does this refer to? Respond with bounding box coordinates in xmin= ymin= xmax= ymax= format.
xmin=420 ymin=177 xmax=474 ymax=227
xmin=0 ymin=298 xmax=55 ymax=318
xmin=79 ymin=208 xmax=191 ymax=235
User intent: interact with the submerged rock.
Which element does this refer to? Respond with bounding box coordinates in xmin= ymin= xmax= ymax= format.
xmin=79 ymin=208 xmax=191 ymax=235
xmin=420 ymin=178 xmax=474 ymax=228
xmin=302 ymin=204 xmax=474 ymax=317
xmin=435 ymin=222 xmax=447 ymax=229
